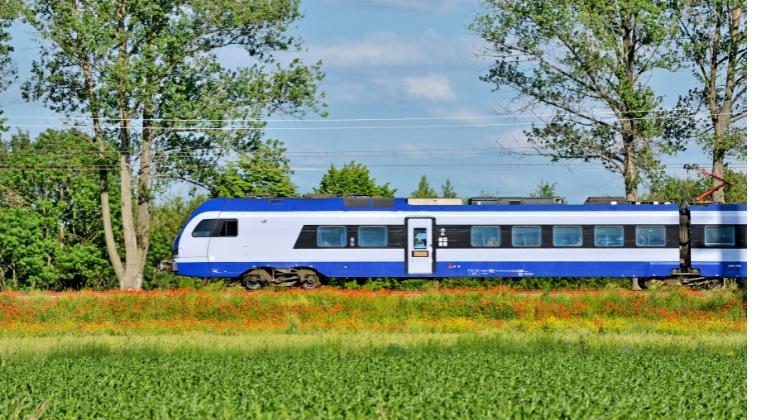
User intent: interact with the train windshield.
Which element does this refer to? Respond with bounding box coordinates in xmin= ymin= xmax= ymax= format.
xmin=191 ymin=219 xmax=216 ymax=237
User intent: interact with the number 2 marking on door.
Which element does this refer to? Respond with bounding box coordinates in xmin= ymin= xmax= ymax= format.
xmin=440 ymin=228 xmax=446 ymax=236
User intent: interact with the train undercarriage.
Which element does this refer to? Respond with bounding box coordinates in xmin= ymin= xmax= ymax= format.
xmin=241 ymin=267 xmax=322 ymax=290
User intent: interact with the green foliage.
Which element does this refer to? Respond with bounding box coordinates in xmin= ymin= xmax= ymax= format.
xmin=0 ymin=0 xmax=18 ymax=132
xmin=721 ymin=169 xmax=747 ymax=204
xmin=411 ymin=175 xmax=437 ymax=198
xmin=23 ymin=0 xmax=327 ymax=288
xmin=440 ymin=179 xmax=457 ymax=198
xmin=0 ymin=130 xmax=118 ymax=290
xmin=0 ymin=341 xmax=746 ymax=418
xmin=471 ymin=0 xmax=681 ymax=199
xmin=649 ymin=169 xmax=746 ymax=203
xmin=208 ymin=139 xmax=299 ymax=198
xmin=668 ymin=1 xmax=747 ymax=167
xmin=530 ymin=180 xmax=557 ymax=197
xmin=143 ymin=195 xmax=208 ymax=289
xmin=314 ymin=161 xmax=396 ymax=197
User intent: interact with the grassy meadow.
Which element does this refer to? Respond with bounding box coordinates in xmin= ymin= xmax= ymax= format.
xmin=0 ymin=287 xmax=747 ymax=418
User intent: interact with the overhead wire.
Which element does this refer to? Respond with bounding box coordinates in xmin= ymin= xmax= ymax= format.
xmin=0 ymin=108 xmax=742 ymax=123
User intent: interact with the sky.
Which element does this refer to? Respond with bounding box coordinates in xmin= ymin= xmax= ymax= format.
xmin=0 ymin=0 xmax=746 ymax=203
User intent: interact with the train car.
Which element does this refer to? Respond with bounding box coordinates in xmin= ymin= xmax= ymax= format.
xmin=688 ymin=204 xmax=747 ymax=278
xmin=171 ymin=197 xmax=709 ymax=289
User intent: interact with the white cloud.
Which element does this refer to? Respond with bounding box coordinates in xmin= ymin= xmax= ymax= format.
xmin=403 ymin=75 xmax=456 ymax=101
xmin=305 ymin=30 xmax=475 ymax=69
xmin=327 ymin=0 xmax=474 ymax=15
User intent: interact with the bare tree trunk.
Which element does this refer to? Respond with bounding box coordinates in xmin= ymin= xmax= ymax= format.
xmin=74 ymin=1 xmax=125 ymax=286
xmin=82 ymin=67 xmax=125 ymax=285
xmin=622 ymin=133 xmax=639 ymax=201
xmin=118 ymin=115 xmax=142 ymax=291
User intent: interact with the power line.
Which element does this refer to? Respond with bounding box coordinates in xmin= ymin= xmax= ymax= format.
xmin=1 ymin=108 xmax=741 ymax=123
xmin=0 ymin=163 xmax=747 ymax=172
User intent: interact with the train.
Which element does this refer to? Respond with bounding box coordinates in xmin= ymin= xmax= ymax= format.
xmin=170 ymin=196 xmax=747 ymax=289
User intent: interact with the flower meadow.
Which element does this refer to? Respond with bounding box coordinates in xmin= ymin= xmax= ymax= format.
xmin=0 ymin=287 xmax=746 ymax=337
xmin=0 ymin=288 xmax=747 ymax=418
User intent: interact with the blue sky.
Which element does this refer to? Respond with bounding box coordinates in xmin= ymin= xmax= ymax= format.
xmin=1 ymin=0 xmax=744 ymax=203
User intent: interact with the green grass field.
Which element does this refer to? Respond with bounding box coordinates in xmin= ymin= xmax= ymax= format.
xmin=0 ymin=333 xmax=746 ymax=419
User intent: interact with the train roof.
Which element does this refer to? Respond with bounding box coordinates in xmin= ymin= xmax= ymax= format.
xmin=688 ymin=204 xmax=747 ymax=211
xmin=189 ymin=198 xmax=685 ymax=218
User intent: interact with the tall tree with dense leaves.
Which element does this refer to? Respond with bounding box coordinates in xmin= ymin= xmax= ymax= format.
xmin=23 ymin=0 xmax=326 ymax=290
xmin=314 ymin=161 xmax=396 ymax=197
xmin=471 ymin=0 xmax=680 ymax=201
xmin=671 ymin=0 xmax=746 ymax=203
xmin=0 ymin=130 xmax=118 ymax=290
xmin=411 ymin=175 xmax=437 ymax=198
xmin=0 ymin=0 xmax=19 ymax=132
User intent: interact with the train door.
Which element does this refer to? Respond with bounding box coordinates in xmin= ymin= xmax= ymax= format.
xmin=406 ymin=218 xmax=435 ymax=274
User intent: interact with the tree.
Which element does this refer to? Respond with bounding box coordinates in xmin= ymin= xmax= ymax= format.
xmin=670 ymin=0 xmax=746 ymax=203
xmin=0 ymin=0 xmax=19 ymax=131
xmin=440 ymin=179 xmax=457 ymax=198
xmin=24 ymin=0 xmax=326 ymax=290
xmin=411 ymin=175 xmax=437 ymax=198
xmin=648 ymin=168 xmax=746 ymax=204
xmin=0 ymin=130 xmax=117 ymax=290
xmin=144 ymin=195 xmax=208 ymax=289
xmin=530 ymin=180 xmax=557 ymax=197
xmin=471 ymin=0 xmax=680 ymax=201
xmin=208 ymin=139 xmax=299 ymax=198
xmin=314 ymin=161 xmax=396 ymax=197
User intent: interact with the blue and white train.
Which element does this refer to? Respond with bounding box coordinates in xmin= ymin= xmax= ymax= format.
xmin=170 ymin=197 xmax=747 ymax=289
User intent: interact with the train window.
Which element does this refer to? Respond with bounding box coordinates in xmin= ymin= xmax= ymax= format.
xmin=594 ymin=226 xmax=624 ymax=247
xmin=636 ymin=226 xmax=666 ymax=247
xmin=704 ymin=226 xmax=735 ymax=247
xmin=359 ymin=227 xmax=388 ymax=247
xmin=317 ymin=227 xmax=347 ymax=247
xmin=471 ymin=226 xmax=501 ymax=247
xmin=553 ymin=226 xmax=583 ymax=247
xmin=218 ymin=220 xmax=238 ymax=237
xmin=191 ymin=219 xmax=216 ymax=237
xmin=512 ymin=226 xmax=541 ymax=247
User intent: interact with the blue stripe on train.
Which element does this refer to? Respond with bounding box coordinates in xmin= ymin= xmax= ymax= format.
xmin=691 ymin=262 xmax=747 ymax=278
xmin=176 ymin=261 xmax=700 ymax=279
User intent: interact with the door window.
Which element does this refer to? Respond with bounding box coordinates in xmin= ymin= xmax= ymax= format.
xmin=413 ymin=228 xmax=428 ymax=249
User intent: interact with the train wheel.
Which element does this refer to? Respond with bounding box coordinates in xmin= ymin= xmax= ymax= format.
xmin=243 ymin=269 xmax=271 ymax=291
xmin=244 ymin=279 xmax=263 ymax=290
xmin=299 ymin=268 xmax=321 ymax=289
